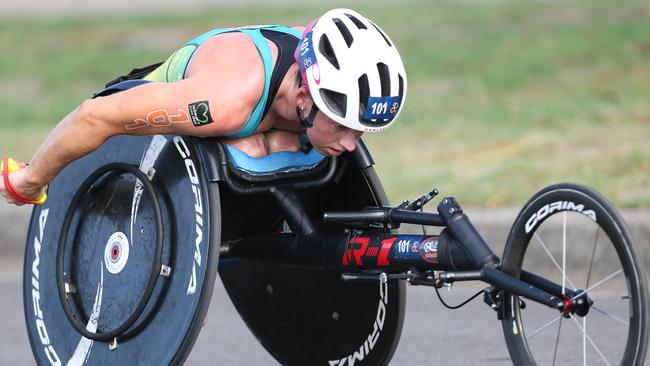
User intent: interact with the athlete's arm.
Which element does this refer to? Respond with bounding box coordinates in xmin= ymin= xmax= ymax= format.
xmin=1 ymin=63 xmax=261 ymax=204
xmin=1 ymin=31 xmax=269 ymax=205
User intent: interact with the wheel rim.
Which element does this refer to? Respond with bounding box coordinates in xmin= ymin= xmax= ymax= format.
xmin=502 ymin=187 xmax=647 ymax=366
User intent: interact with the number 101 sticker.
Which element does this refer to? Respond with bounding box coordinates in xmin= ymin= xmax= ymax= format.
xmin=364 ymin=96 xmax=400 ymax=121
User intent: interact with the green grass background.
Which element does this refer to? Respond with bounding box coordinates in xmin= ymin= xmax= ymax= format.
xmin=0 ymin=0 xmax=648 ymax=207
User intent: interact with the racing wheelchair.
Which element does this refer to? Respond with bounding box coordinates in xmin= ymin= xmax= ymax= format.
xmin=23 ymin=80 xmax=649 ymax=365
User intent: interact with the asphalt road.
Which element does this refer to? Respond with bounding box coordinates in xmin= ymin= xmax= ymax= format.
xmin=0 ymin=271 xmax=508 ymax=366
xmin=1 ymin=267 xmax=639 ymax=366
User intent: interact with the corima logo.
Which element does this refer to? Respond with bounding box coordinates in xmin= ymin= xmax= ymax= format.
xmin=31 ymin=209 xmax=62 ymax=365
xmin=173 ymin=136 xmax=204 ymax=295
xmin=525 ymin=201 xmax=597 ymax=234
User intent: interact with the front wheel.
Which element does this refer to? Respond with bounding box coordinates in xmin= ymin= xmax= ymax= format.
xmin=500 ymin=183 xmax=648 ymax=365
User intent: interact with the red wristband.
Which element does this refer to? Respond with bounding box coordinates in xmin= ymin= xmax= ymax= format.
xmin=3 ymin=156 xmax=47 ymax=205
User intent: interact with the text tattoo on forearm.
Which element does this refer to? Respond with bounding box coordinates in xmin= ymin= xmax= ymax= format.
xmin=125 ymin=109 xmax=190 ymax=130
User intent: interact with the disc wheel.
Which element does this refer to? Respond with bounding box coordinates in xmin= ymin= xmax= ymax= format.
xmin=501 ymin=183 xmax=648 ymax=365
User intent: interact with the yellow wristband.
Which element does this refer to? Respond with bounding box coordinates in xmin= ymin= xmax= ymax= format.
xmin=0 ymin=157 xmax=20 ymax=174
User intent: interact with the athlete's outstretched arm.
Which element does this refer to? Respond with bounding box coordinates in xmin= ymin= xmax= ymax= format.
xmin=0 ymin=71 xmax=259 ymax=205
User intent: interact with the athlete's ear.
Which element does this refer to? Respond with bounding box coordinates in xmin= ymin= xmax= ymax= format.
xmin=295 ymin=86 xmax=313 ymax=110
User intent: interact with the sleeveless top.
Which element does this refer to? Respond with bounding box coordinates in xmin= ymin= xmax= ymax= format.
xmin=144 ymin=25 xmax=302 ymax=138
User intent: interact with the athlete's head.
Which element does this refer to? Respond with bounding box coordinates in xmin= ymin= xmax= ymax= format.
xmin=293 ymin=8 xmax=407 ymax=155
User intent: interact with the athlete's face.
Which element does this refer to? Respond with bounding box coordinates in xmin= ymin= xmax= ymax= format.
xmin=306 ymin=113 xmax=363 ymax=156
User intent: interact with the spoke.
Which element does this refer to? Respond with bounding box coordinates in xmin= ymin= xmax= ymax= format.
xmin=592 ymin=305 xmax=630 ymax=326
xmin=570 ymin=315 xmax=612 ymax=366
xmin=552 ymin=316 xmax=563 ymax=366
xmin=585 ymin=227 xmax=601 ymax=289
xmin=527 ymin=315 xmax=563 ymax=339
xmin=562 ymin=212 xmax=567 ymax=295
xmin=573 ymin=269 xmax=623 ymax=300
xmin=533 ymin=233 xmax=577 ymax=290
xmin=583 ymin=317 xmax=587 ymax=366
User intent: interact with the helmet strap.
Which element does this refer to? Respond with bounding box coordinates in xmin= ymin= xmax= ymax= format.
xmin=296 ymin=104 xmax=319 ymax=129
xmin=296 ymin=101 xmax=318 ymax=154
xmin=298 ymin=130 xmax=313 ymax=154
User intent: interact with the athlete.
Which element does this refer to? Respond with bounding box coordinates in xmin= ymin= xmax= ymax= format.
xmin=1 ymin=8 xmax=407 ymax=206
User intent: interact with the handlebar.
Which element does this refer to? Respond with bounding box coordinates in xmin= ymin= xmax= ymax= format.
xmin=324 ymin=196 xmax=499 ymax=268
xmin=322 ymin=208 xmax=447 ymax=227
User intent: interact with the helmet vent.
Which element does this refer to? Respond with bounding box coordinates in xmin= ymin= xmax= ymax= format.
xmin=332 ymin=18 xmax=354 ymax=47
xmin=357 ymin=74 xmax=370 ymax=120
xmin=318 ymin=34 xmax=340 ymax=70
xmin=319 ymin=88 xmax=347 ymax=118
xmin=345 ymin=14 xmax=367 ymax=30
xmin=370 ymin=21 xmax=392 ymax=47
xmin=377 ymin=63 xmax=391 ymax=97
xmin=398 ymin=75 xmax=404 ymax=101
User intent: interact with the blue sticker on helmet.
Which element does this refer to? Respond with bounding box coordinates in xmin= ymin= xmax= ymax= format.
xmin=364 ymin=96 xmax=401 ymax=121
xmin=297 ymin=31 xmax=317 ymax=72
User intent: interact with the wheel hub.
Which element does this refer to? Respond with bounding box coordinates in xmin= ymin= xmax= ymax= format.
xmin=572 ymin=290 xmax=593 ymax=317
xmin=562 ymin=289 xmax=592 ymax=317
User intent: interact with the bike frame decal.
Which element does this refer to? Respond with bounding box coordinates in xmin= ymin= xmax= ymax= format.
xmin=342 ymin=236 xmax=397 ymax=267
xmin=418 ymin=236 xmax=439 ymax=264
xmin=377 ymin=237 xmax=396 ymax=266
xmin=394 ymin=236 xmax=423 ymax=261
xmin=342 ymin=237 xmax=369 ymax=266
xmin=342 ymin=235 xmax=443 ymax=270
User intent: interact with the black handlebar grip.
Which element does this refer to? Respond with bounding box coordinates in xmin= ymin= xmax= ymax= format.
xmin=322 ymin=210 xmax=387 ymax=223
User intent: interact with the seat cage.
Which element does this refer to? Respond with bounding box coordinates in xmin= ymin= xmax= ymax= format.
xmin=193 ymin=138 xmax=346 ymax=194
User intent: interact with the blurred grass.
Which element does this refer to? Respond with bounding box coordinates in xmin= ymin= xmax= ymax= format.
xmin=0 ymin=0 xmax=648 ymax=207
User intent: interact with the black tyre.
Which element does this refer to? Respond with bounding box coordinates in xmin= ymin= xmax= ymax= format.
xmin=23 ymin=135 xmax=220 ymax=365
xmin=501 ymin=183 xmax=648 ymax=365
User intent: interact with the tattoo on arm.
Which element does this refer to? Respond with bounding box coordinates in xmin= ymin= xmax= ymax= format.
xmin=125 ymin=109 xmax=190 ymax=130
xmin=188 ymin=101 xmax=214 ymax=127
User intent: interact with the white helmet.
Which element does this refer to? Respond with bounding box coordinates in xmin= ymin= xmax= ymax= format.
xmin=294 ymin=8 xmax=407 ymax=132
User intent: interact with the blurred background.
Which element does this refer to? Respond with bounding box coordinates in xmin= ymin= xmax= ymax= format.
xmin=0 ymin=1 xmax=648 ymax=364
xmin=1 ymin=0 xmax=648 ymax=208
xmin=1 ymin=0 xmax=648 ymax=256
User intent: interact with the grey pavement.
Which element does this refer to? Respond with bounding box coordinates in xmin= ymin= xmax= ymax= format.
xmin=0 ymin=269 xmax=638 ymax=365
xmin=0 ymin=272 xmax=510 ymax=365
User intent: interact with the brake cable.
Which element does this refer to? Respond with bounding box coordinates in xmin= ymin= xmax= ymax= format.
xmin=435 ymin=287 xmax=484 ymax=310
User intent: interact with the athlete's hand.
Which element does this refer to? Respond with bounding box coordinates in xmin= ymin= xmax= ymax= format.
xmin=0 ymin=164 xmax=46 ymax=206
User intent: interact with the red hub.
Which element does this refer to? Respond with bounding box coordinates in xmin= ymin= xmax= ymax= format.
xmin=560 ymin=290 xmax=593 ymax=317
xmin=561 ymin=295 xmax=573 ymax=317
xmin=111 ymin=244 xmax=120 ymax=261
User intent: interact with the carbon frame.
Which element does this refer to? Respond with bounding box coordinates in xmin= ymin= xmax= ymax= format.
xmin=221 ymin=192 xmax=579 ymax=313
